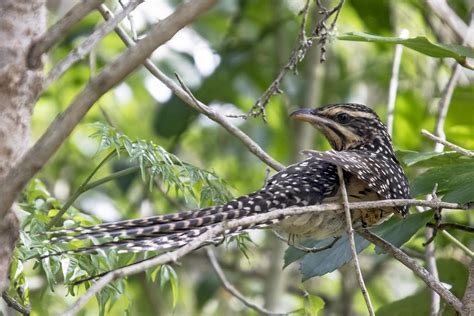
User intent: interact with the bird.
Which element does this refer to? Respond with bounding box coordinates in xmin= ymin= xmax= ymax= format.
xmin=45 ymin=103 xmax=410 ymax=256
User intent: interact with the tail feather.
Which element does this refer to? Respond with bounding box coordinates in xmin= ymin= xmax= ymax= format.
xmin=49 ymin=205 xmax=253 ymax=243
xmin=42 ymin=219 xmax=280 ymax=258
xmin=43 ymin=188 xmax=294 ymax=257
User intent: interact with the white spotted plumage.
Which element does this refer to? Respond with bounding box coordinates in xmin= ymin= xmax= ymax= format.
xmin=44 ymin=103 xmax=410 ymax=257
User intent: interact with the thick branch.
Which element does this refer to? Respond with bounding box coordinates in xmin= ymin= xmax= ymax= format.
xmin=27 ymin=0 xmax=104 ymax=68
xmin=358 ymin=229 xmax=464 ymax=313
xmin=0 ymin=0 xmax=218 ymax=219
xmin=97 ymin=4 xmax=285 ymax=172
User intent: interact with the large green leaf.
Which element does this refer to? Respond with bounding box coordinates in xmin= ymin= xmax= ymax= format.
xmin=284 ymin=211 xmax=433 ymax=280
xmin=338 ymin=32 xmax=474 ymax=66
xmin=397 ymin=150 xmax=463 ymax=167
xmin=410 ymin=160 xmax=474 ymax=203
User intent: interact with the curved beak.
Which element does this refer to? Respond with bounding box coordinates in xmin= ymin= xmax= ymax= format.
xmin=290 ymin=108 xmax=331 ymax=126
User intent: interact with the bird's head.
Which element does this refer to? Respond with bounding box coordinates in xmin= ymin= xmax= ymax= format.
xmin=290 ymin=103 xmax=394 ymax=155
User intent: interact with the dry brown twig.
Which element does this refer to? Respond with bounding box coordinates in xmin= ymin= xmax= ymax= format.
xmin=337 ymin=167 xmax=374 ymax=315
xmin=358 ymin=229 xmax=464 ymax=313
xmin=421 ymin=129 xmax=474 ymax=158
xmin=206 ymin=249 xmax=284 ymax=315
xmin=228 ymin=0 xmax=345 ymax=121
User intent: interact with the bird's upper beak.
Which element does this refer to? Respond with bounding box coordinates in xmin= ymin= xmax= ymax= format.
xmin=290 ymin=108 xmax=331 ymax=126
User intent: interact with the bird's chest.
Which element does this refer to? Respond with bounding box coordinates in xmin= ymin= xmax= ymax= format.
xmin=344 ymin=175 xmax=394 ymax=227
xmin=275 ymin=175 xmax=394 ymax=239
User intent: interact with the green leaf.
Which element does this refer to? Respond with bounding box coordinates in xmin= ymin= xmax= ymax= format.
xmin=286 ymin=211 xmax=433 ymax=280
xmin=338 ymin=32 xmax=474 ymax=65
xmin=397 ymin=150 xmax=463 ymax=167
xmin=305 ymin=294 xmax=325 ymax=315
xmin=411 ymin=161 xmax=474 ymax=203
xmin=159 ymin=265 xmax=179 ymax=309
xmin=195 ymin=274 xmax=220 ymax=310
xmin=375 ymin=290 xmax=431 ymax=316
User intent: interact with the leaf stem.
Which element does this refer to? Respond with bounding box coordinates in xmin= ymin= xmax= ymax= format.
xmin=46 ymin=150 xmax=116 ymax=229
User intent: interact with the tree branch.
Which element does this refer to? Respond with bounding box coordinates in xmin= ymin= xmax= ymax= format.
xmin=421 ymin=129 xmax=474 ymax=158
xmin=357 ymin=229 xmax=464 ymax=313
xmin=27 ymin=0 xmax=105 ymax=68
xmin=42 ymin=0 xmax=144 ymax=90
xmin=97 ymin=3 xmax=285 ymax=172
xmin=0 ymin=0 xmax=219 ymax=219
xmin=337 ymin=167 xmax=374 ymax=315
xmin=2 ymin=292 xmax=30 ymax=316
xmin=206 ymin=249 xmax=283 ymax=315
xmin=426 ymin=0 xmax=474 ymax=46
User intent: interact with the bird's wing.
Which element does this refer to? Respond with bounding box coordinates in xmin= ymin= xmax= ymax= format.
xmin=304 ymin=150 xmax=410 ymax=215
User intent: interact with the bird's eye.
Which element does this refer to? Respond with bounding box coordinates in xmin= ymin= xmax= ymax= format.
xmin=336 ymin=113 xmax=350 ymax=124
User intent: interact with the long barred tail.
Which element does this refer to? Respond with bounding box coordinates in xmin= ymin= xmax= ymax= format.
xmin=43 ymin=190 xmax=286 ymax=257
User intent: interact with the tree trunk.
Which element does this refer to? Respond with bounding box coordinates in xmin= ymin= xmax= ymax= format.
xmin=0 ymin=0 xmax=46 ymax=292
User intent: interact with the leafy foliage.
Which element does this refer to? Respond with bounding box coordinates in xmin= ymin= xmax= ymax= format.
xmin=399 ymin=151 xmax=474 ymax=204
xmin=13 ymin=124 xmax=233 ymax=314
xmin=284 ymin=210 xmax=434 ymax=280
xmin=91 ymin=123 xmax=232 ymax=207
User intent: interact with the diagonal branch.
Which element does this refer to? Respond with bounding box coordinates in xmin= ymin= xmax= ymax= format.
xmin=206 ymin=249 xmax=283 ymax=315
xmin=421 ymin=129 xmax=474 ymax=158
xmin=27 ymin=0 xmax=105 ymax=68
xmin=97 ymin=3 xmax=285 ymax=172
xmin=0 ymin=0 xmax=219 ymax=220
xmin=358 ymin=229 xmax=464 ymax=313
xmin=337 ymin=167 xmax=374 ymax=315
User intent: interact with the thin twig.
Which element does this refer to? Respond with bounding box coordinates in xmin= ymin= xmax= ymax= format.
xmin=206 ymin=249 xmax=283 ymax=315
xmin=386 ymin=29 xmax=408 ymax=136
xmin=46 ymin=150 xmax=117 ymax=229
xmin=427 ymin=222 xmax=474 ymax=233
xmin=27 ymin=0 xmax=105 ymax=68
xmin=0 ymin=0 xmax=219 ymax=219
xmin=415 ymin=207 xmax=474 ymax=258
xmin=421 ymin=130 xmax=474 ymax=158
xmin=43 ymin=0 xmax=144 ymax=90
xmin=337 ymin=167 xmax=374 ymax=315
xmin=273 ymin=230 xmax=339 ymax=253
xmin=96 ymin=3 xmax=284 ymax=172
xmin=426 ymin=0 xmax=474 ymax=46
xmin=2 ymin=292 xmax=30 ymax=316
xmin=238 ymin=0 xmax=345 ymax=120
xmin=433 ymin=65 xmax=461 ymax=152
xmin=358 ymin=229 xmax=464 ymax=313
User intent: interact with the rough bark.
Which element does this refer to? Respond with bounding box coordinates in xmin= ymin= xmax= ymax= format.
xmin=0 ymin=0 xmax=46 ymax=292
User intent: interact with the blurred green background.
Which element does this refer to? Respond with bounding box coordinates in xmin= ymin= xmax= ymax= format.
xmin=13 ymin=0 xmax=474 ymax=315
